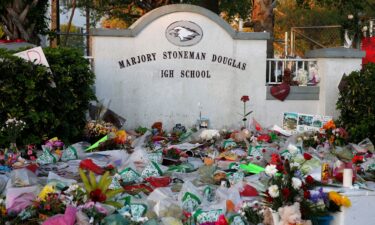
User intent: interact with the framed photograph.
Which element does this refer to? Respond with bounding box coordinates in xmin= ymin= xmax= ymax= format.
xmin=283 ymin=112 xmax=298 ymax=131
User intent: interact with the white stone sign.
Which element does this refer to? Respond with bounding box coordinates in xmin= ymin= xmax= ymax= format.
xmin=92 ymin=4 xmax=269 ymax=129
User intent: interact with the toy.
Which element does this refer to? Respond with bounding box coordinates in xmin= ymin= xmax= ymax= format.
xmin=278 ymin=202 xmax=312 ymax=225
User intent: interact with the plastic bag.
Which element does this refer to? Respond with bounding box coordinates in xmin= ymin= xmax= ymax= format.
xmin=10 ymin=168 xmax=38 ymax=187
xmin=47 ymin=172 xmax=77 ymax=187
xmin=147 ymin=187 xmax=181 ymax=218
xmin=0 ymin=174 xmax=9 ymax=194
xmin=123 ymin=147 xmax=150 ymax=173
xmin=161 ymin=217 xmax=183 ymax=225
xmin=62 ymin=142 xmax=90 ymax=161
xmin=178 ymin=181 xmax=203 ymax=213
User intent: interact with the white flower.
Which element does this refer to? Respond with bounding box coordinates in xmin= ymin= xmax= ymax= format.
xmin=265 ymin=164 xmax=278 ymax=176
xmin=268 ymin=185 xmax=279 ymax=198
xmin=292 ymin=177 xmax=302 ymax=190
xmin=290 ymin=162 xmax=300 ymax=168
xmin=199 ymin=129 xmax=220 ymax=141
xmin=363 ymin=26 xmax=368 ymax=32
xmin=287 ymin=144 xmax=298 ymax=154
xmin=348 ymin=14 xmax=354 ymax=19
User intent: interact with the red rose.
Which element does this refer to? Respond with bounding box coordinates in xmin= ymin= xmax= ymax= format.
xmin=305 ymin=175 xmax=315 ymax=184
xmin=352 ymin=155 xmax=364 ymax=164
xmin=276 ymin=164 xmax=284 ymax=172
xmin=90 ymin=189 xmax=107 ymax=202
xmin=282 ymin=188 xmax=290 ymax=199
xmin=304 ymin=190 xmax=311 ymax=199
xmin=303 ymin=153 xmax=312 ymax=160
xmin=106 ymin=164 xmax=114 ymax=170
xmin=241 ymin=95 xmax=250 ymax=102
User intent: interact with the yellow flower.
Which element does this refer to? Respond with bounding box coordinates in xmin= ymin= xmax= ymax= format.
xmin=329 ymin=191 xmax=351 ymax=207
xmin=39 ymin=185 xmax=55 ymax=201
xmin=341 ymin=195 xmax=351 ymax=207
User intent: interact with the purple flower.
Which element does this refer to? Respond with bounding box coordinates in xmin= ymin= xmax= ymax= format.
xmin=310 ymin=188 xmax=328 ymax=203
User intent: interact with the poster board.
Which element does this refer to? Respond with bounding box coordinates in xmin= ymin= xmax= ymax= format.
xmin=282 ymin=112 xmax=332 ymax=133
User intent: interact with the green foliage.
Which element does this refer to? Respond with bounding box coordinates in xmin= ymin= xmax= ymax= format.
xmin=337 ymin=63 xmax=375 ymax=143
xmin=72 ymin=0 xmax=251 ymax=28
xmin=60 ymin=23 xmax=85 ymax=53
xmin=0 ymin=47 xmax=96 ymax=146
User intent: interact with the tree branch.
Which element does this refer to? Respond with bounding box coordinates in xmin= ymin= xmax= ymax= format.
xmin=6 ymin=7 xmax=30 ymax=40
xmin=20 ymin=0 xmax=39 ymax=23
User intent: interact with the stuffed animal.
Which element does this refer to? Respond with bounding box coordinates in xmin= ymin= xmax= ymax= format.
xmin=278 ymin=203 xmax=312 ymax=225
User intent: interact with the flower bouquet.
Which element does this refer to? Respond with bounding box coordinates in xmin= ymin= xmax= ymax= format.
xmin=84 ymin=120 xmax=118 ymax=144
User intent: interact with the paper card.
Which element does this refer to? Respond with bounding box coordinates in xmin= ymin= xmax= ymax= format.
xmin=282 ymin=112 xmax=298 ymax=132
xmin=14 ymin=46 xmax=50 ymax=67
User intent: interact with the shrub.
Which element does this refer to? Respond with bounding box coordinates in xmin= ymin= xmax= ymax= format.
xmin=0 ymin=47 xmax=96 ymax=146
xmin=336 ymin=63 xmax=375 ymax=143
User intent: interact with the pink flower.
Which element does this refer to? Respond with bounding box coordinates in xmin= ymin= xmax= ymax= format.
xmin=95 ymin=203 xmax=108 ymax=215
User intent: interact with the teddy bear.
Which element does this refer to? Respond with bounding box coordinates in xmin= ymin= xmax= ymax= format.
xmin=278 ymin=202 xmax=312 ymax=225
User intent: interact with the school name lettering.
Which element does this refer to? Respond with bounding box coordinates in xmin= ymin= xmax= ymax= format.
xmin=118 ymin=51 xmax=247 ymax=71
xmin=161 ymin=69 xmax=211 ymax=78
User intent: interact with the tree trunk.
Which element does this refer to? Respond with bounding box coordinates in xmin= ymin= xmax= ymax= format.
xmin=251 ymin=0 xmax=275 ymax=58
xmin=50 ymin=0 xmax=58 ymax=47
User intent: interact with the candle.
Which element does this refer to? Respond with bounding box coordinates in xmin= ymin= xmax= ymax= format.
xmin=343 ymin=168 xmax=353 ymax=187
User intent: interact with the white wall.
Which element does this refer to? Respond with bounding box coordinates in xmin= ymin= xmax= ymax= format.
xmin=93 ymin=11 xmax=269 ymax=129
xmin=316 ymin=58 xmax=362 ymax=119
xmin=92 ymin=6 xmax=364 ymax=130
